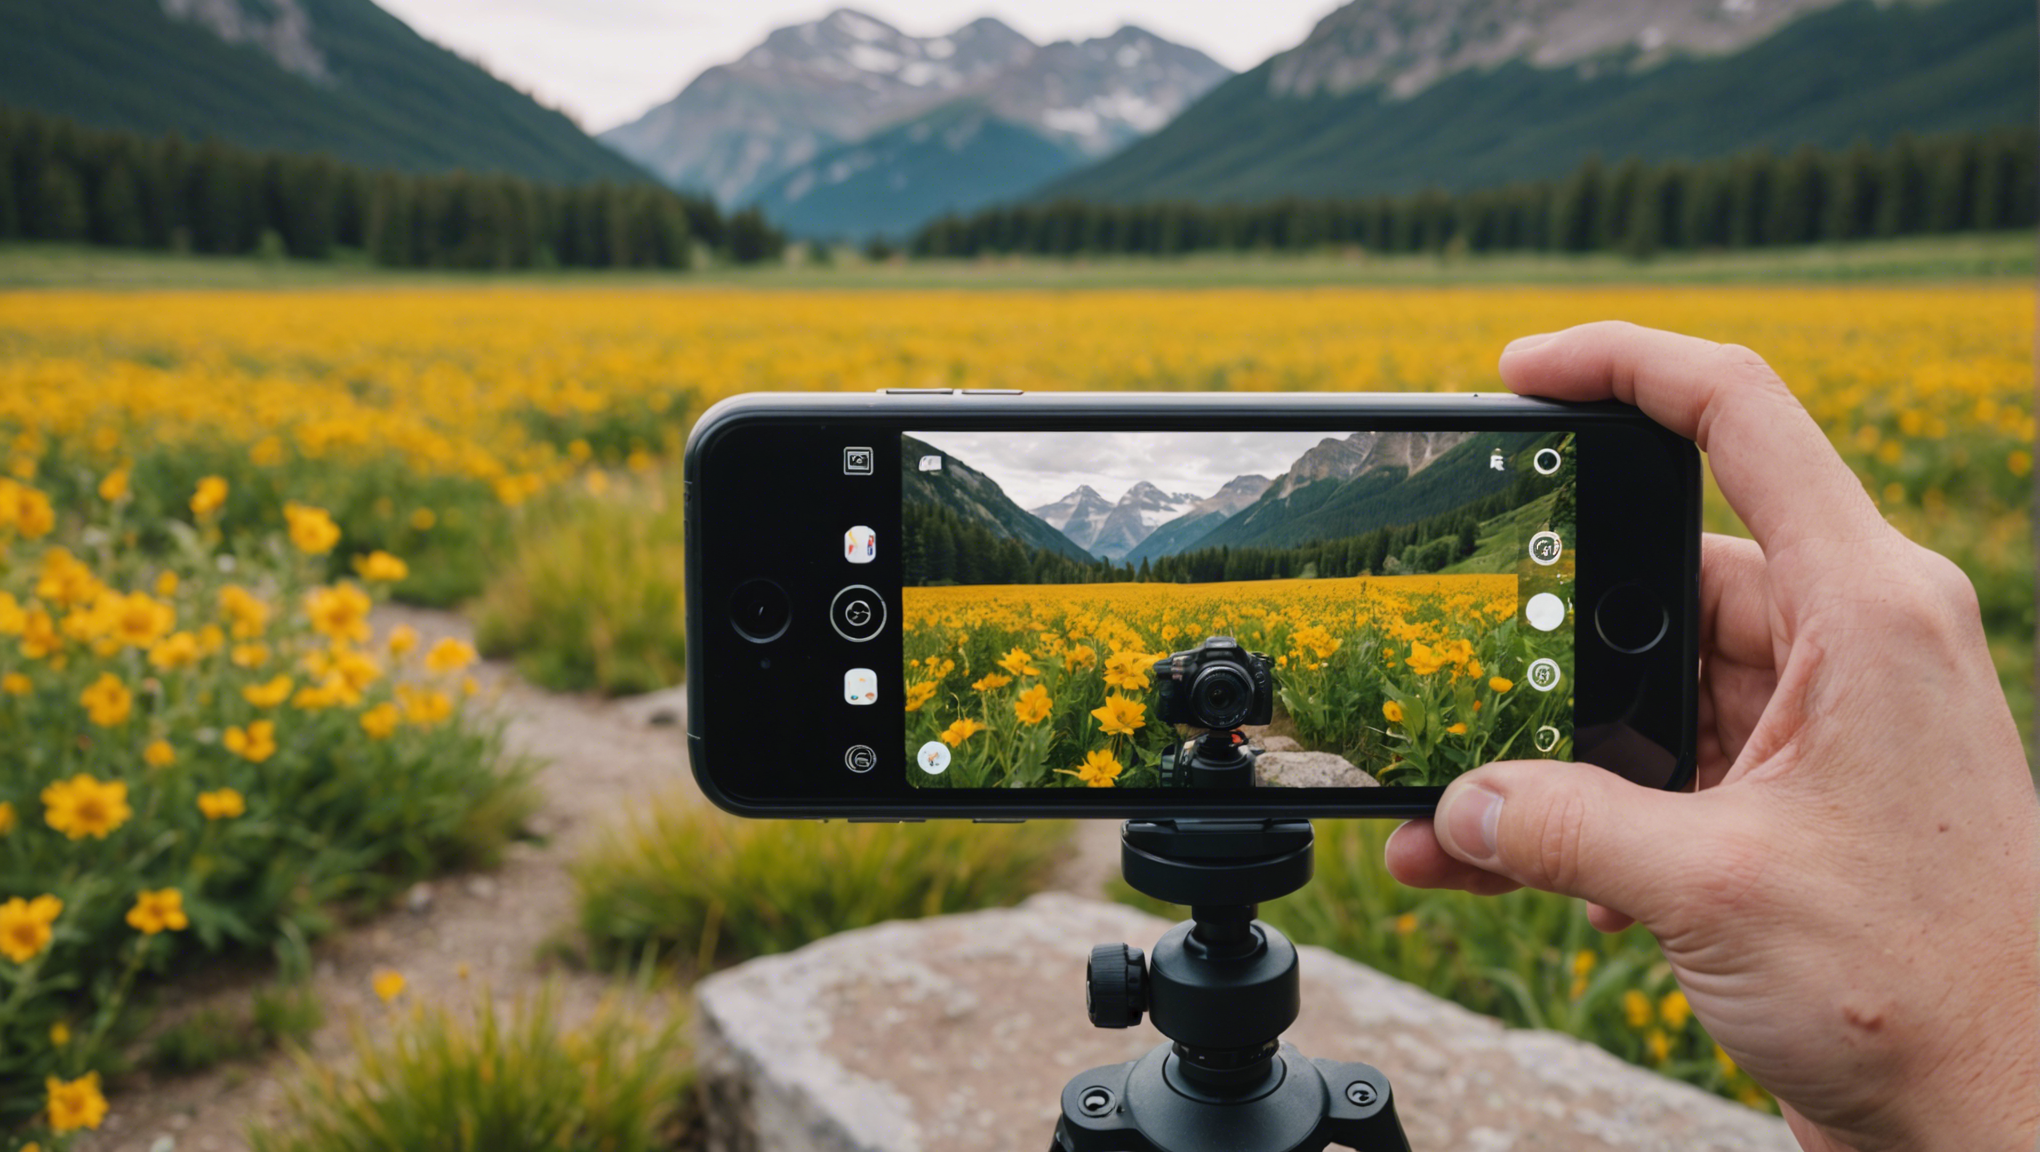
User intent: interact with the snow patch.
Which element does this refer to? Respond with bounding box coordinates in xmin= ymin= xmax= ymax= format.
xmin=833 ymin=10 xmax=890 ymax=41
xmin=925 ymin=37 xmax=956 ymax=59
xmin=848 ymin=44 xmax=903 ymax=73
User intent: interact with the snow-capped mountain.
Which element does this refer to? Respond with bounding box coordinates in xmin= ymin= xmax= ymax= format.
xmin=1028 ymin=485 xmax=1118 ymax=552
xmin=1124 ymin=474 xmax=1273 ymax=563
xmin=1270 ymin=431 xmax=1472 ymax=498
xmin=1087 ymin=481 xmax=1204 ymax=559
xmin=603 ymin=9 xmax=1229 ymax=228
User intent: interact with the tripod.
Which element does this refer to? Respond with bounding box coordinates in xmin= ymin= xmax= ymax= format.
xmin=1050 ymin=819 xmax=1411 ymax=1152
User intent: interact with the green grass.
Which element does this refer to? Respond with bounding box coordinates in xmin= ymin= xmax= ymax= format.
xmin=573 ymin=801 xmax=1070 ymax=968
xmin=473 ymin=475 xmax=687 ymax=696
xmin=248 ymin=984 xmax=696 ymax=1152
xmin=0 ymin=232 xmax=2030 ymax=291
xmin=147 ymin=982 xmax=324 ymax=1075
xmin=1115 ymin=820 xmax=1775 ymax=1110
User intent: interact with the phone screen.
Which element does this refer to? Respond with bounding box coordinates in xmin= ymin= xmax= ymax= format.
xmin=894 ymin=429 xmax=1575 ymax=792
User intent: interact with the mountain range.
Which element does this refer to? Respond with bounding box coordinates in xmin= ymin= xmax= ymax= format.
xmin=970 ymin=431 xmax=1536 ymax=565
xmin=0 ymin=0 xmax=647 ymax=182
xmin=604 ymin=10 xmax=1228 ymax=238
xmin=901 ymin=436 xmax=1093 ymax=563
xmin=1045 ymin=0 xmax=2037 ymax=203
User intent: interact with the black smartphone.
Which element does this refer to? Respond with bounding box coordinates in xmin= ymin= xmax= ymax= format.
xmin=684 ymin=391 xmax=1698 ymax=819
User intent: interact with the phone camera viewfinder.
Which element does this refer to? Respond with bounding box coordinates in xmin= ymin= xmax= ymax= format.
xmin=730 ymin=579 xmax=791 ymax=643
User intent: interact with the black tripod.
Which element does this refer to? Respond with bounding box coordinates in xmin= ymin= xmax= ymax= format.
xmin=1050 ymin=819 xmax=1411 ymax=1152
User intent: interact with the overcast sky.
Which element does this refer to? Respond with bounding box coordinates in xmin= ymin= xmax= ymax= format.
xmin=374 ymin=0 xmax=1338 ymax=133
xmin=910 ymin=431 xmax=1359 ymax=511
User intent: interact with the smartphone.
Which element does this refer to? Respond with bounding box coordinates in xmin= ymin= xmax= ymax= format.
xmin=683 ymin=391 xmax=1698 ymax=819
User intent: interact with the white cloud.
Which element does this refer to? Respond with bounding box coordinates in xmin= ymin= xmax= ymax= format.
xmin=910 ymin=430 xmax=1343 ymax=510
xmin=372 ymin=0 xmax=1337 ymax=132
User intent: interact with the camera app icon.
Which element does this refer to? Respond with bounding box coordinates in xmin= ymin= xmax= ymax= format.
xmin=843 ymin=668 xmax=878 ymax=705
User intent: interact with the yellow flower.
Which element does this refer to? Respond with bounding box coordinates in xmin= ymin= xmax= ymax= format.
xmin=398 ymin=684 xmax=454 ymax=725
xmin=1394 ymin=912 xmax=1418 ymax=936
xmin=306 ymin=583 xmax=373 ymax=644
xmin=144 ymin=739 xmax=176 ymax=768
xmin=1645 ymin=1029 xmax=1670 ymax=1065
xmin=1102 ymin=650 xmax=1151 ymax=691
xmin=108 ymin=591 xmax=175 ymax=648
xmin=359 ymin=701 xmax=401 ymax=739
xmin=903 ymin=681 xmax=937 ymax=712
xmin=41 ymin=774 xmax=131 ymax=840
xmin=1489 ymin=676 xmax=1514 ymax=693
xmin=1623 ymin=988 xmax=1653 ymax=1030
xmin=386 ymin=624 xmax=419 ymax=656
xmin=219 ymin=585 xmax=270 ymax=639
xmin=190 ymin=475 xmax=228 ymax=517
xmin=231 ymin=642 xmax=270 ymax=668
xmin=126 ymin=888 xmax=189 ymax=935
xmin=1405 ymin=642 xmax=1448 ymax=676
xmin=49 ymin=1021 xmax=69 ymax=1047
xmin=154 ymin=570 xmax=179 ymax=597
xmin=224 ymin=720 xmax=278 ymax=762
xmin=0 ymin=801 xmax=12 ymax=834
xmin=373 ymin=969 xmax=406 ymax=1003
xmin=284 ymin=501 xmax=341 ymax=554
xmin=938 ymin=717 xmax=985 ymax=746
xmin=352 ymin=550 xmax=409 ymax=582
xmin=996 ymin=647 xmax=1039 ymax=677
xmin=1014 ymin=684 xmax=1052 ymax=725
xmin=1090 ymin=694 xmax=1146 ymax=737
xmin=45 ymin=1072 xmax=108 ymax=1133
xmin=409 ymin=507 xmax=436 ymax=531
xmin=197 ymin=788 xmax=246 ymax=820
xmin=1446 ymin=722 xmax=1468 ymax=735
xmin=1 ymin=672 xmax=29 ymax=695
xmin=970 ymin=672 xmax=1012 ymax=692
xmin=98 ymin=467 xmax=129 ymax=501
xmin=148 ymin=630 xmax=202 ymax=670
xmin=242 ymin=674 xmax=294 ymax=708
xmin=20 ymin=608 xmax=60 ymax=659
xmin=0 ymin=592 xmax=23 ymax=635
xmin=424 ymin=637 xmax=476 ymax=673
xmin=1382 ymin=700 xmax=1404 ymax=724
xmin=1568 ymin=949 xmax=1596 ymax=999
xmin=1714 ymin=1043 xmax=1738 ymax=1076
xmin=1660 ymin=990 xmax=1691 ymax=1030
xmin=0 ymin=894 xmax=61 ymax=963
xmin=1063 ymin=644 xmax=1097 ymax=671
xmin=1056 ymin=748 xmax=1123 ymax=787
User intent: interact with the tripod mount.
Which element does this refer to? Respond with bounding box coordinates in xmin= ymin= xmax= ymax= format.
xmin=1050 ymin=819 xmax=1410 ymax=1152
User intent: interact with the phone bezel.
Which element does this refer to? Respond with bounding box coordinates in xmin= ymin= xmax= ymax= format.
xmin=684 ymin=392 xmax=1699 ymax=819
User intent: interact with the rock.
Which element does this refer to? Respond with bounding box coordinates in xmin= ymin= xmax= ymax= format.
xmin=1252 ymin=735 xmax=1303 ymax=752
xmin=149 ymin=1137 xmax=175 ymax=1152
xmin=693 ymin=894 xmax=1793 ymax=1152
xmin=404 ymin=882 xmax=433 ymax=914
xmin=465 ymin=875 xmax=498 ymax=900
xmin=619 ymin=685 xmax=687 ymax=728
xmin=1255 ymin=749 xmax=1378 ymax=787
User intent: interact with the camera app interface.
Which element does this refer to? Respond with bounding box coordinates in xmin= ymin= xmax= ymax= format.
xmin=899 ymin=430 xmax=1574 ymax=789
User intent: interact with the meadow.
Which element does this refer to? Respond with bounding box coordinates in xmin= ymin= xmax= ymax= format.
xmin=0 ymin=263 xmax=2030 ymax=1139
xmin=902 ymin=575 xmax=1571 ymax=788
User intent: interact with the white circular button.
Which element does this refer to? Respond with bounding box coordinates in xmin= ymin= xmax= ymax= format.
xmin=916 ymin=741 xmax=951 ymax=775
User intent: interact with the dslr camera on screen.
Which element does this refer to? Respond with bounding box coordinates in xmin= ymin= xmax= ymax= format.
xmin=1153 ymin=635 xmax=1276 ymax=789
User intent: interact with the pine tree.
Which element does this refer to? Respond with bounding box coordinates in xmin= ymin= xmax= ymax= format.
xmin=92 ymin=161 xmax=145 ymax=247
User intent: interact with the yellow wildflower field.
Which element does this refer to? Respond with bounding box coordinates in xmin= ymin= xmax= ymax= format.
xmin=903 ymin=574 xmax=1571 ymax=789
xmin=0 ymin=282 xmax=2028 ymax=727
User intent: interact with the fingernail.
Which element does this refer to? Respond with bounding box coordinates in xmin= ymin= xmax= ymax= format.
xmin=1503 ymin=332 xmax=1557 ymax=354
xmin=1444 ymin=785 xmax=1504 ymax=862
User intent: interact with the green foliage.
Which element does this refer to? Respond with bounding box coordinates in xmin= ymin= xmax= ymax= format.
xmin=147 ymin=981 xmax=323 ymax=1074
xmin=0 ymin=0 xmax=648 ymax=184
xmin=573 ymin=802 xmax=1069 ymax=967
xmin=1043 ymin=0 xmax=2035 ymax=205
xmin=919 ymin=126 xmax=2038 ymax=261
xmin=1115 ymin=820 xmax=1774 ymax=1109
xmin=248 ymin=985 xmax=696 ymax=1152
xmin=473 ymin=475 xmax=687 ymax=695
xmin=0 ymin=104 xmax=786 ymax=268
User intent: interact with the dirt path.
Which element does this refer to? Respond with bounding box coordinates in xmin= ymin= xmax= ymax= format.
xmin=74 ymin=606 xmax=1118 ymax=1152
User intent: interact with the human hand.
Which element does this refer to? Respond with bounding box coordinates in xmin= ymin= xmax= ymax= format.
xmin=1384 ymin=322 xmax=2039 ymax=1152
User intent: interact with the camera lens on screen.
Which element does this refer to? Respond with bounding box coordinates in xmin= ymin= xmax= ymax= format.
xmin=729 ymin=579 xmax=790 ymax=643
xmin=1190 ymin=665 xmax=1253 ymax=730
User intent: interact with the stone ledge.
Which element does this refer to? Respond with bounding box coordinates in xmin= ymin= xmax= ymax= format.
xmin=694 ymin=893 xmax=1794 ymax=1152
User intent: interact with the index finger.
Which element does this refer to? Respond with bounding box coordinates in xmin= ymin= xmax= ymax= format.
xmin=1498 ymin=321 xmax=1887 ymax=559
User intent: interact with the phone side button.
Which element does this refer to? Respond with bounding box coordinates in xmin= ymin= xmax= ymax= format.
xmin=962 ymin=389 xmax=1023 ymax=395
xmin=883 ymin=388 xmax=954 ymax=394
xmin=848 ymin=818 xmax=899 ymax=823
xmin=972 ymin=818 xmax=1027 ymax=823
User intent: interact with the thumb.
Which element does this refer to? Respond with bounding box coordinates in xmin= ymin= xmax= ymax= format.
xmin=1432 ymin=760 xmax=1696 ymax=924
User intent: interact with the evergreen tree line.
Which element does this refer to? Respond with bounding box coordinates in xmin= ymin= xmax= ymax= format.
xmin=912 ymin=127 xmax=2038 ymax=259
xmin=904 ymin=486 xmax=1521 ymax=589
xmin=0 ymin=104 xmax=784 ymax=268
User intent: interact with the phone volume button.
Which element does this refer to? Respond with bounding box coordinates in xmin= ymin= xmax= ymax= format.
xmin=883 ymin=388 xmax=954 ymax=394
xmin=972 ymin=818 xmax=1027 ymax=823
xmin=962 ymin=389 xmax=1023 ymax=395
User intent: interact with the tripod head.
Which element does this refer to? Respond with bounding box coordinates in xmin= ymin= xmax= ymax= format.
xmin=1156 ymin=729 xmax=1260 ymax=789
xmin=1058 ymin=819 xmax=1408 ymax=1150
